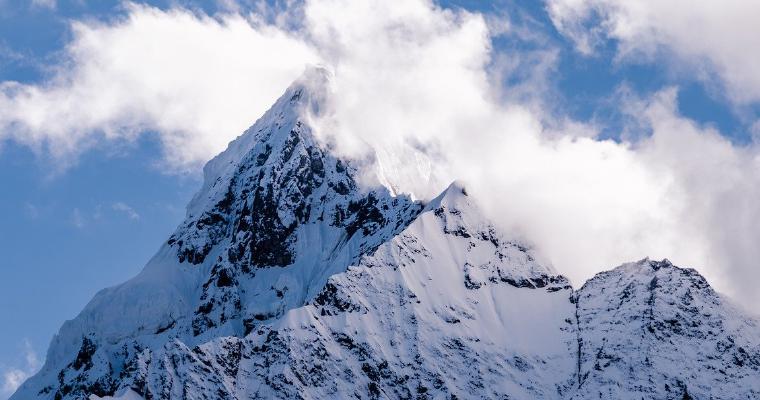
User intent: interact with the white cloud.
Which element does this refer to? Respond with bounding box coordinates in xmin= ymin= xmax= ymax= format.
xmin=112 ymin=202 xmax=140 ymax=220
xmin=634 ymin=89 xmax=760 ymax=302
xmin=1 ymin=369 xmax=27 ymax=398
xmin=1 ymin=340 xmax=40 ymax=398
xmin=23 ymin=203 xmax=39 ymax=219
xmin=297 ymin=0 xmax=760 ymax=309
xmin=1 ymin=0 xmax=760 ymax=311
xmin=30 ymin=0 xmax=56 ymax=10
xmin=546 ymin=0 xmax=760 ymax=104
xmin=71 ymin=208 xmax=85 ymax=229
xmin=0 ymin=2 xmax=318 ymax=172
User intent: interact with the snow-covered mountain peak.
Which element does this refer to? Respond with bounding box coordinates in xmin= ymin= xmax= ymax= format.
xmin=574 ymin=258 xmax=760 ymax=399
xmin=12 ymin=67 xmax=428 ymax=399
xmin=425 ymin=180 xmax=467 ymax=209
xmin=186 ymin=65 xmax=333 ymax=220
xmin=12 ymin=72 xmax=760 ymax=400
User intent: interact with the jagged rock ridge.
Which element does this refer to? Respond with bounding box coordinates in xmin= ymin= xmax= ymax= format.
xmin=12 ymin=68 xmax=760 ymax=400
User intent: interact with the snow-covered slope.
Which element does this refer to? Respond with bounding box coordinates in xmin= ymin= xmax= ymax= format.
xmin=13 ymin=68 xmax=760 ymax=400
xmin=211 ymin=182 xmax=578 ymax=399
xmin=573 ymin=258 xmax=760 ymax=399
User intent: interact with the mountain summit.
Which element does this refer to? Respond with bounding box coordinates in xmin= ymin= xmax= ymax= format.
xmin=13 ymin=68 xmax=760 ymax=400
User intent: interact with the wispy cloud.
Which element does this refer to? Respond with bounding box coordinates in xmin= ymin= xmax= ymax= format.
xmin=30 ymin=0 xmax=56 ymax=10
xmin=112 ymin=202 xmax=140 ymax=220
xmin=0 ymin=42 xmax=25 ymax=65
xmin=1 ymin=340 xmax=40 ymax=398
xmin=71 ymin=208 xmax=85 ymax=229
xmin=23 ymin=203 xmax=39 ymax=220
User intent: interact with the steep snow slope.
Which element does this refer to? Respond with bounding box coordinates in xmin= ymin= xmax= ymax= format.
xmin=12 ymin=68 xmax=760 ymax=400
xmin=205 ymin=183 xmax=577 ymax=399
xmin=73 ymin=182 xmax=577 ymax=400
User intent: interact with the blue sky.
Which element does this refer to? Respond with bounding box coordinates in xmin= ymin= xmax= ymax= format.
xmin=0 ymin=2 xmax=203 ymax=389
xmin=1 ymin=0 xmax=759 ymax=397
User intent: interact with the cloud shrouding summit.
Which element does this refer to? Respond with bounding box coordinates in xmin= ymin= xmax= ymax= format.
xmin=1 ymin=0 xmax=759 ymax=310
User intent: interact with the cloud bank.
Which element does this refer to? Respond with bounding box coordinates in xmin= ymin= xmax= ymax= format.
xmin=1 ymin=0 xmax=759 ymax=310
